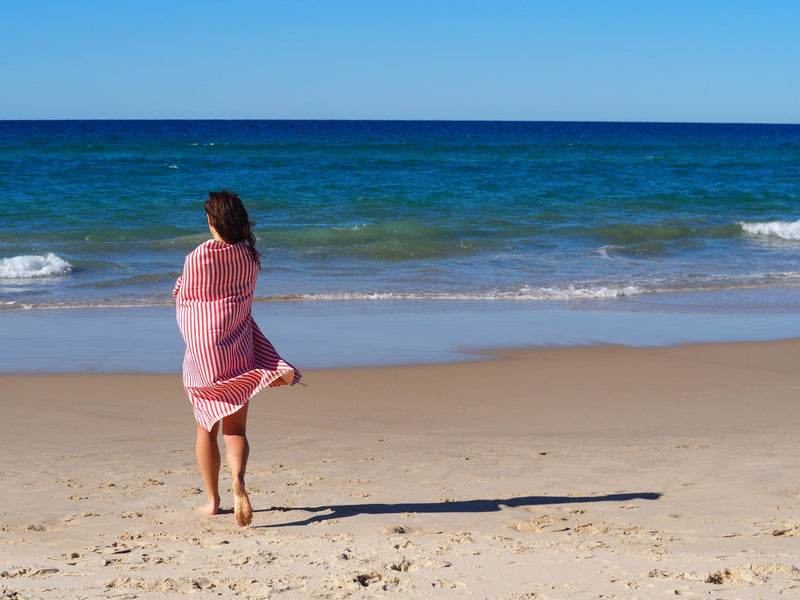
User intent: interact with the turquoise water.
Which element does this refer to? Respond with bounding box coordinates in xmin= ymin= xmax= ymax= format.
xmin=2 ymin=120 xmax=800 ymax=312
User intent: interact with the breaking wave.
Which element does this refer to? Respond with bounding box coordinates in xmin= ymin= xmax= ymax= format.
xmin=290 ymin=285 xmax=645 ymax=302
xmin=740 ymin=219 xmax=800 ymax=241
xmin=0 ymin=253 xmax=73 ymax=279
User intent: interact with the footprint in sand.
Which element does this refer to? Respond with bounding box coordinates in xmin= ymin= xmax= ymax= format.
xmin=58 ymin=478 xmax=85 ymax=488
xmin=1 ymin=566 xmax=60 ymax=578
xmin=507 ymin=514 xmax=569 ymax=533
xmin=705 ymin=563 xmax=800 ymax=585
xmin=771 ymin=523 xmax=800 ymax=536
xmin=380 ymin=525 xmax=436 ymax=536
xmin=19 ymin=522 xmax=51 ymax=533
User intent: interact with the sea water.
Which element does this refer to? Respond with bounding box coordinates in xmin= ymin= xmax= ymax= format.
xmin=2 ymin=121 xmax=800 ymax=371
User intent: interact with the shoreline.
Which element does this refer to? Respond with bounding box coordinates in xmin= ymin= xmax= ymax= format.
xmin=2 ymin=340 xmax=800 ymax=598
xmin=4 ymin=299 xmax=800 ymax=373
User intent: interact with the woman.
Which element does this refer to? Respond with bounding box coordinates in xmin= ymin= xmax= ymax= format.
xmin=174 ymin=191 xmax=301 ymax=526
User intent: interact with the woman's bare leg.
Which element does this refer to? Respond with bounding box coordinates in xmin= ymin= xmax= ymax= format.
xmin=195 ymin=421 xmax=221 ymax=515
xmin=222 ymin=402 xmax=252 ymax=526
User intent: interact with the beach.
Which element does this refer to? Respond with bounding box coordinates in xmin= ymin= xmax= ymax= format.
xmin=3 ymin=119 xmax=800 ymax=598
xmin=3 ymin=340 xmax=800 ymax=599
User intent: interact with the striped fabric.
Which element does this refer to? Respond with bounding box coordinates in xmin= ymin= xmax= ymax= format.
xmin=174 ymin=240 xmax=300 ymax=431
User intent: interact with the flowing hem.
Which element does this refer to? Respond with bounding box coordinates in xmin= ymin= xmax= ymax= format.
xmin=187 ymin=365 xmax=300 ymax=432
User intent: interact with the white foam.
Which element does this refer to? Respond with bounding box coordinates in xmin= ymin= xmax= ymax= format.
xmin=740 ymin=219 xmax=800 ymax=241
xmin=0 ymin=253 xmax=73 ymax=279
xmin=515 ymin=285 xmax=643 ymax=300
xmin=295 ymin=285 xmax=644 ymax=302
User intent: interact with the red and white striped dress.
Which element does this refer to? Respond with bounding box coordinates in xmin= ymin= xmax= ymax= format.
xmin=174 ymin=240 xmax=300 ymax=431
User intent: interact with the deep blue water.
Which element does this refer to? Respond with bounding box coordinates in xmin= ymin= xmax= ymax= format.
xmin=2 ymin=120 xmax=800 ymax=312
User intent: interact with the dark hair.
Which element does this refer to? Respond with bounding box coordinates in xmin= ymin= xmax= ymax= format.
xmin=205 ymin=190 xmax=261 ymax=268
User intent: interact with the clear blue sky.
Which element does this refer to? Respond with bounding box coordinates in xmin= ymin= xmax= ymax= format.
xmin=4 ymin=0 xmax=799 ymax=122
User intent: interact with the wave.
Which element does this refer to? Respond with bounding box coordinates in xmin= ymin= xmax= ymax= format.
xmin=5 ymin=277 xmax=800 ymax=312
xmin=280 ymin=274 xmax=800 ymax=303
xmin=585 ymin=222 xmax=739 ymax=247
xmin=263 ymin=221 xmax=488 ymax=260
xmin=0 ymin=298 xmax=175 ymax=312
xmin=281 ymin=285 xmax=646 ymax=302
xmin=739 ymin=219 xmax=800 ymax=241
xmin=0 ymin=253 xmax=73 ymax=279
xmin=587 ymin=223 xmax=698 ymax=245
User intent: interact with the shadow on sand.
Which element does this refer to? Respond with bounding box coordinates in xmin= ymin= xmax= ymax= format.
xmin=255 ymin=492 xmax=662 ymax=528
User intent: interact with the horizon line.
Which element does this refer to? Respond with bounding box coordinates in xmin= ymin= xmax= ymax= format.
xmin=2 ymin=117 xmax=799 ymax=126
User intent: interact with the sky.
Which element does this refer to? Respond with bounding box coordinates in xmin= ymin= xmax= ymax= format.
xmin=3 ymin=0 xmax=799 ymax=123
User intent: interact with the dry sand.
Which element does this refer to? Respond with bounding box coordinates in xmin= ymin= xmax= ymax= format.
xmin=2 ymin=340 xmax=800 ymax=599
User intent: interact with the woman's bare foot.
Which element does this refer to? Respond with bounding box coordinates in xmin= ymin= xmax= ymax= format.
xmin=197 ymin=496 xmax=220 ymax=516
xmin=232 ymin=480 xmax=252 ymax=526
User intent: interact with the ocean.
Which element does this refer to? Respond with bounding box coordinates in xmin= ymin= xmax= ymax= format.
xmin=2 ymin=120 xmax=800 ymax=371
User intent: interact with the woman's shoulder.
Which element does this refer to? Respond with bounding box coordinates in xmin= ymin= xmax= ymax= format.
xmin=190 ymin=239 xmax=226 ymax=254
xmin=190 ymin=239 xmax=253 ymax=263
xmin=183 ymin=239 xmax=221 ymax=265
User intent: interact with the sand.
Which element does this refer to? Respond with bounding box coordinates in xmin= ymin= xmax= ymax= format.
xmin=2 ymin=340 xmax=800 ymax=599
